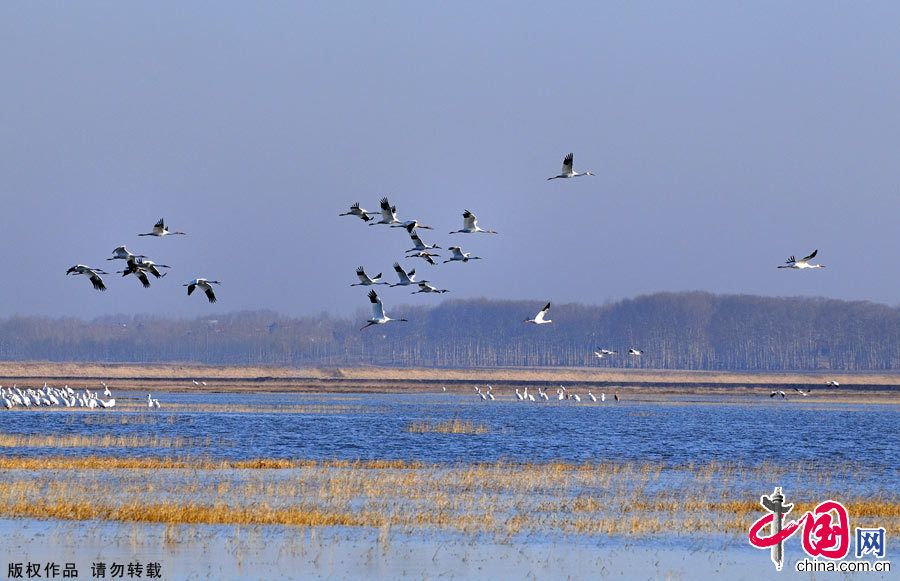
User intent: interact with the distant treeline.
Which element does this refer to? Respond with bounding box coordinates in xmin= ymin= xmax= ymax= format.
xmin=0 ymin=292 xmax=898 ymax=371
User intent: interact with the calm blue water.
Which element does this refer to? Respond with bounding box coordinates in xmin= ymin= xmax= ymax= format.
xmin=1 ymin=392 xmax=897 ymax=472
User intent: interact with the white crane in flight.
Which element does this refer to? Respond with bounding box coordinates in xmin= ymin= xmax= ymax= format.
xmin=138 ymin=218 xmax=186 ymax=237
xmin=66 ymin=265 xmax=108 ymax=291
xmin=547 ymin=152 xmax=594 ymax=180
xmin=351 ymin=266 xmax=387 ymax=286
xmin=360 ymin=290 xmax=408 ymax=330
xmin=339 ymin=202 xmax=374 ymax=222
xmin=449 ymin=209 xmax=497 ymax=234
xmin=778 ymin=249 xmax=824 ymax=269
xmin=184 ymin=278 xmax=220 ymax=303
xmin=524 ymin=302 xmax=552 ymax=325
xmin=443 ymin=246 xmax=482 ymax=263
xmin=389 ymin=263 xmax=421 ymax=286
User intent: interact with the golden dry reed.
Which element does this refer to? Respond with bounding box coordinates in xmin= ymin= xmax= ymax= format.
xmin=0 ymin=433 xmax=208 ymax=449
xmin=406 ymin=419 xmax=489 ymax=434
xmin=0 ymin=456 xmax=895 ymax=537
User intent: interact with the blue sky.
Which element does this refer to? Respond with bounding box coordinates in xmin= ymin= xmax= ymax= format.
xmin=1 ymin=2 xmax=898 ymax=318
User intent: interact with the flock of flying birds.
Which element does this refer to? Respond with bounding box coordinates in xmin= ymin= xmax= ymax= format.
xmin=342 ymin=196 xmax=499 ymax=330
xmin=345 ymin=154 xmax=602 ymax=330
xmin=343 ymin=152 xmax=825 ymax=367
xmin=66 ymin=218 xmax=221 ymax=303
xmin=43 ymin=152 xmax=831 ymax=407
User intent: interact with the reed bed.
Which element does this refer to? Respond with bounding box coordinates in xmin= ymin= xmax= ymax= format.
xmin=0 ymin=456 xmax=895 ymax=538
xmin=406 ymin=419 xmax=489 ymax=435
xmin=0 ymin=433 xmax=210 ymax=449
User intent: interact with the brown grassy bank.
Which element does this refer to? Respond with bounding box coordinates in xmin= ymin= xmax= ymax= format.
xmin=0 ymin=362 xmax=897 ymax=398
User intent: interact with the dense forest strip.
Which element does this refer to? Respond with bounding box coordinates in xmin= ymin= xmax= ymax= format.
xmin=0 ymin=292 xmax=898 ymax=371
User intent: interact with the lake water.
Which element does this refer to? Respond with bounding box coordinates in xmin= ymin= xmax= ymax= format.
xmin=2 ymin=391 xmax=896 ymax=471
xmin=1 ymin=391 xmax=897 ymax=580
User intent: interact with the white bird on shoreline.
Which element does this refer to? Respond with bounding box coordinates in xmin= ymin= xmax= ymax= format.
xmin=524 ymin=302 xmax=552 ymax=325
xmin=778 ymin=249 xmax=824 ymax=269
xmin=138 ymin=218 xmax=186 ymax=237
xmin=360 ymin=290 xmax=408 ymax=330
xmin=449 ymin=210 xmax=497 ymax=235
xmin=547 ymin=153 xmax=594 ymax=180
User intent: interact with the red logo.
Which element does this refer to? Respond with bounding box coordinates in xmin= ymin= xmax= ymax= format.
xmin=748 ymin=487 xmax=850 ymax=570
